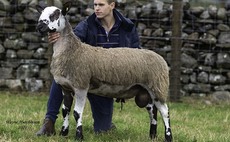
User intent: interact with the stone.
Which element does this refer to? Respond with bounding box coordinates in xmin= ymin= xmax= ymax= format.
xmin=84 ymin=8 xmax=94 ymax=16
xmin=218 ymin=32 xmax=230 ymax=44
xmin=39 ymin=68 xmax=51 ymax=79
xmin=0 ymin=68 xmax=13 ymax=79
xmin=197 ymin=71 xmax=209 ymax=83
xmin=209 ymin=73 xmax=226 ymax=85
xmin=25 ymin=78 xmax=43 ymax=92
xmin=126 ymin=8 xmax=137 ymax=19
xmin=6 ymin=49 xmax=17 ymax=59
xmin=200 ymin=10 xmax=210 ymax=19
xmin=68 ymin=7 xmax=78 ymax=16
xmin=17 ymin=50 xmax=34 ymax=59
xmin=0 ymin=59 xmax=21 ymax=68
xmin=137 ymin=23 xmax=147 ymax=33
xmin=214 ymin=85 xmax=230 ymax=91
xmin=183 ymin=83 xmax=211 ymax=93
xmin=143 ymin=28 xmax=152 ymax=36
xmin=204 ymin=53 xmax=216 ymax=66
xmin=210 ymin=91 xmax=230 ymax=103
xmin=0 ymin=0 xmax=10 ymax=11
xmin=33 ymin=48 xmax=46 ymax=59
xmin=200 ymin=33 xmax=217 ymax=44
xmin=191 ymin=93 xmax=206 ymax=97
xmin=76 ymin=0 xmax=88 ymax=6
xmin=207 ymin=29 xmax=219 ymax=37
xmin=208 ymin=5 xmax=217 ymax=18
xmin=158 ymin=9 xmax=168 ymax=18
xmin=140 ymin=3 xmax=152 ymax=17
xmin=152 ymin=28 xmax=163 ymax=37
xmin=181 ymin=53 xmax=198 ymax=69
xmin=190 ymin=6 xmax=205 ymax=16
xmin=181 ymin=47 xmax=197 ymax=58
xmin=217 ymin=8 xmax=226 ymax=20
xmin=27 ymin=43 xmax=40 ymax=50
xmin=21 ymin=32 xmax=40 ymax=43
xmin=0 ymin=10 xmax=6 ymax=17
xmin=227 ymin=72 xmax=230 ymax=79
xmin=23 ymin=7 xmax=39 ymax=21
xmin=226 ymin=0 xmax=230 ymax=10
xmin=181 ymin=67 xmax=194 ymax=74
xmin=14 ymin=23 xmax=27 ymax=32
xmin=12 ymin=12 xmax=24 ymax=23
xmin=197 ymin=66 xmax=212 ymax=72
xmin=181 ymin=74 xmax=190 ymax=83
xmin=187 ymin=32 xmax=199 ymax=40
xmin=217 ymin=24 xmax=230 ymax=31
xmin=216 ymin=53 xmax=230 ymax=69
xmin=20 ymin=59 xmax=48 ymax=65
xmin=53 ymin=0 xmax=62 ymax=8
xmin=16 ymin=64 xmax=39 ymax=79
xmin=216 ymin=43 xmax=230 ymax=48
xmin=199 ymin=24 xmax=213 ymax=33
xmin=17 ymin=38 xmax=27 ymax=49
xmin=3 ymin=38 xmax=19 ymax=49
xmin=0 ymin=79 xmax=23 ymax=90
xmin=0 ymin=44 xmax=4 ymax=59
xmin=190 ymin=72 xmax=197 ymax=83
xmin=0 ymin=44 xmax=5 ymax=53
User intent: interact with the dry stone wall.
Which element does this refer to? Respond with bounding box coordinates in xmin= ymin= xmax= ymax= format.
xmin=0 ymin=0 xmax=230 ymax=100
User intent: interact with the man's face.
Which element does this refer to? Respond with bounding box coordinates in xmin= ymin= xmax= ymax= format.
xmin=94 ymin=0 xmax=115 ymax=19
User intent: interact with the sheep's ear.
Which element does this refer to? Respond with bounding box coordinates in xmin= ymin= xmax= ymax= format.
xmin=36 ymin=5 xmax=45 ymax=14
xmin=62 ymin=1 xmax=72 ymax=16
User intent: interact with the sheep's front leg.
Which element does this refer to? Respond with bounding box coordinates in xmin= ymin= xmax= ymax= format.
xmin=146 ymin=103 xmax=158 ymax=139
xmin=154 ymin=101 xmax=172 ymax=142
xmin=73 ymin=89 xmax=87 ymax=140
xmin=60 ymin=89 xmax=73 ymax=136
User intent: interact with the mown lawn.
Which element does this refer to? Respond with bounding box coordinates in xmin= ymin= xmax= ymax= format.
xmin=0 ymin=91 xmax=229 ymax=142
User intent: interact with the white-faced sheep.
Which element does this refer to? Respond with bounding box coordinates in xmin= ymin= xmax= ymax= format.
xmin=36 ymin=2 xmax=172 ymax=142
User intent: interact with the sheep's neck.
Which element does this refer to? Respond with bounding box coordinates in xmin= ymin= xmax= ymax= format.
xmin=52 ymin=21 xmax=76 ymax=57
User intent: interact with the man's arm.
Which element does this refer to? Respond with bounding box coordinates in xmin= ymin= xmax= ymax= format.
xmin=73 ymin=20 xmax=88 ymax=42
xmin=130 ymin=27 xmax=140 ymax=48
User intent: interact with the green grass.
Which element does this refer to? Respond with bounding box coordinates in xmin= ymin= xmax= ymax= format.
xmin=0 ymin=91 xmax=229 ymax=142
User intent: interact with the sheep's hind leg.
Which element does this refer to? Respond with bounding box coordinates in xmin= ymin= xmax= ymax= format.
xmin=146 ymin=103 xmax=158 ymax=140
xmin=73 ymin=89 xmax=87 ymax=140
xmin=154 ymin=100 xmax=172 ymax=142
xmin=60 ymin=89 xmax=73 ymax=136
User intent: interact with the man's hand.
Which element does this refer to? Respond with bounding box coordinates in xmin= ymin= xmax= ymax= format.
xmin=48 ymin=32 xmax=60 ymax=43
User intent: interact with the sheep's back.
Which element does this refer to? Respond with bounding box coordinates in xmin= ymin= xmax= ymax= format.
xmin=81 ymin=46 xmax=169 ymax=102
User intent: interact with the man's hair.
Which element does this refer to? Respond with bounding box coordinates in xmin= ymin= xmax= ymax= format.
xmin=107 ymin=0 xmax=116 ymax=4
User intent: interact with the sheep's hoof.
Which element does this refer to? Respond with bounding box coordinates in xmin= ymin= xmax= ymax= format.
xmin=135 ymin=93 xmax=151 ymax=108
xmin=75 ymin=126 xmax=83 ymax=140
xmin=149 ymin=124 xmax=157 ymax=139
xmin=165 ymin=128 xmax=172 ymax=142
xmin=59 ymin=126 xmax=69 ymax=136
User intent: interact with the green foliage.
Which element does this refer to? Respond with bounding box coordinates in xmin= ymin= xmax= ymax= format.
xmin=0 ymin=91 xmax=229 ymax=142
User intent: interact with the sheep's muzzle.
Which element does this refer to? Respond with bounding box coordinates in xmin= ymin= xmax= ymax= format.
xmin=36 ymin=21 xmax=55 ymax=35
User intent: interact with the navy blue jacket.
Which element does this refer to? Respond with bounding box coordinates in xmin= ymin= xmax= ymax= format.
xmin=73 ymin=9 xmax=139 ymax=48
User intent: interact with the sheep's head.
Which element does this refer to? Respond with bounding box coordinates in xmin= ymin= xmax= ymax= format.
xmin=36 ymin=2 xmax=71 ymax=35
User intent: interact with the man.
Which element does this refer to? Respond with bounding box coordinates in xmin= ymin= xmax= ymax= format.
xmin=36 ymin=0 xmax=139 ymax=136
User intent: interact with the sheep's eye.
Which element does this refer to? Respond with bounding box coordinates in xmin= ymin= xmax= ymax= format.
xmin=49 ymin=9 xmax=60 ymax=22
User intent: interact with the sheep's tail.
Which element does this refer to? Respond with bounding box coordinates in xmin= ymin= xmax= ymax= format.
xmin=153 ymin=70 xmax=169 ymax=103
xmin=149 ymin=55 xmax=170 ymax=103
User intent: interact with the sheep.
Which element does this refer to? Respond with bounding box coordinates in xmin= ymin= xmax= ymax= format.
xmin=36 ymin=2 xmax=172 ymax=142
